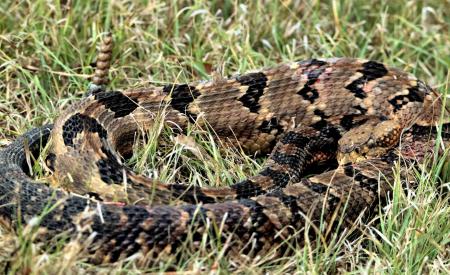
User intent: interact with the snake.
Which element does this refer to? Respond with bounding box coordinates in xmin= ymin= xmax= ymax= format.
xmin=0 ymin=57 xmax=449 ymax=264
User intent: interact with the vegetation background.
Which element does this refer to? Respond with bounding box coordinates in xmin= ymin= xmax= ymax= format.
xmin=0 ymin=0 xmax=449 ymax=273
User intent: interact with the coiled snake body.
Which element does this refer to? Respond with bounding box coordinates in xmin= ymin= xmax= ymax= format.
xmin=0 ymin=58 xmax=448 ymax=263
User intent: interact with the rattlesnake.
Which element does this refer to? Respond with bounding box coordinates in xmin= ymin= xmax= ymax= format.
xmin=0 ymin=56 xmax=448 ymax=263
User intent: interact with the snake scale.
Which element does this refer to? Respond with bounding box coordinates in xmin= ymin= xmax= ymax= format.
xmin=0 ymin=57 xmax=449 ymax=264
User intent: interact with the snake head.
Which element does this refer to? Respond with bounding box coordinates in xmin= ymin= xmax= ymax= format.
xmin=337 ymin=119 xmax=402 ymax=164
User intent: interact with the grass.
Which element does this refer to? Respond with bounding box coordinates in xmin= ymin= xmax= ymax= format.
xmin=0 ymin=0 xmax=449 ymax=273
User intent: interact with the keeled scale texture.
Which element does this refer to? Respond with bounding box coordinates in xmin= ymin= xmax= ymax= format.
xmin=0 ymin=58 xmax=448 ymax=263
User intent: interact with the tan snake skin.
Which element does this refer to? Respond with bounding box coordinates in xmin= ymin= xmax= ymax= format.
xmin=0 ymin=57 xmax=448 ymax=264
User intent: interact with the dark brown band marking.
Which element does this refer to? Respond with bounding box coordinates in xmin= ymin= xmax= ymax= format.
xmin=311 ymin=109 xmax=330 ymax=130
xmin=259 ymin=167 xmax=290 ymax=188
xmin=297 ymin=59 xmax=328 ymax=67
xmin=411 ymin=123 xmax=450 ymax=139
xmin=96 ymin=146 xmax=125 ymax=184
xmin=258 ymin=117 xmax=284 ymax=134
xmin=168 ymin=184 xmax=217 ymax=203
xmin=96 ymin=158 xmax=124 ymax=184
xmin=301 ymin=179 xmax=341 ymax=218
xmin=238 ymin=198 xmax=268 ymax=228
xmin=343 ymin=165 xmax=379 ymax=194
xmin=236 ymin=72 xmax=268 ymax=113
xmin=163 ymin=84 xmax=200 ymax=122
xmin=297 ymin=85 xmax=319 ymax=103
xmin=232 ymin=179 xmax=265 ymax=199
xmin=62 ymin=113 xmax=107 ymax=147
xmin=269 ymin=151 xmax=308 ymax=181
xmin=339 ymin=104 xmax=369 ymax=130
xmin=303 ymin=180 xmax=328 ymax=193
xmin=94 ymin=91 xmax=139 ymax=118
xmin=266 ymin=190 xmax=305 ymax=225
xmin=279 ymin=131 xmax=310 ymax=147
xmin=270 ymin=151 xmax=304 ymax=168
xmin=340 ymin=115 xmax=357 ymax=130
xmin=105 ymin=206 xmax=153 ymax=262
xmin=340 ymin=115 xmax=369 ymax=130
xmin=345 ymin=61 xmax=388 ymax=99
xmin=297 ymin=59 xmax=327 ymax=103
xmin=354 ymin=105 xmax=368 ymax=114
xmin=388 ymin=81 xmax=426 ymax=110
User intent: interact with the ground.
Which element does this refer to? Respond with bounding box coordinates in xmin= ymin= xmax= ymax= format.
xmin=0 ymin=0 xmax=449 ymax=273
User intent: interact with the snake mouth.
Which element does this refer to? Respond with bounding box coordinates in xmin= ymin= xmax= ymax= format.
xmin=337 ymin=145 xmax=390 ymax=165
xmin=338 ymin=151 xmax=368 ymax=165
